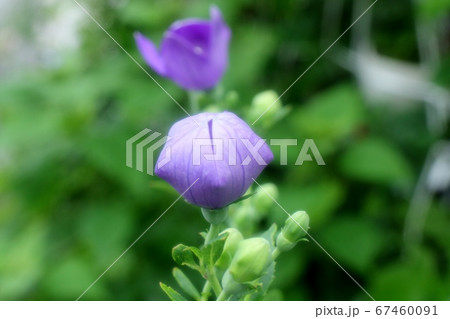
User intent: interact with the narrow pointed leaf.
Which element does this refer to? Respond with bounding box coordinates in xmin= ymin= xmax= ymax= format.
xmin=172 ymin=267 xmax=201 ymax=300
xmin=229 ymin=192 xmax=256 ymax=205
xmin=160 ymin=282 xmax=187 ymax=301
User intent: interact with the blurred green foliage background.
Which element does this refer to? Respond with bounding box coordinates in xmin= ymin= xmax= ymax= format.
xmin=1 ymin=0 xmax=450 ymax=300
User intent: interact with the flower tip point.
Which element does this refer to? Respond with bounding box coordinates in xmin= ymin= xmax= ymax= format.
xmin=210 ymin=5 xmax=224 ymax=21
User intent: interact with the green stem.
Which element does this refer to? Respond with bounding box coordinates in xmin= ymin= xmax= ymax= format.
xmin=217 ymin=290 xmax=228 ymax=301
xmin=203 ymin=223 xmax=223 ymax=298
xmin=188 ymin=91 xmax=201 ymax=113
xmin=212 ymin=83 xmax=224 ymax=103
xmin=205 ymin=223 xmax=221 ymax=246
xmin=208 ymin=268 xmax=222 ymax=297
xmin=201 ymin=281 xmax=211 ymax=301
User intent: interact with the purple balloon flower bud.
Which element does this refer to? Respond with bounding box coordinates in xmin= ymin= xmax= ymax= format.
xmin=155 ymin=112 xmax=273 ymax=209
xmin=134 ymin=6 xmax=231 ymax=90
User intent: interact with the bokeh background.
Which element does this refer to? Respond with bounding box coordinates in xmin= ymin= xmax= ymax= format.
xmin=1 ymin=0 xmax=450 ymax=300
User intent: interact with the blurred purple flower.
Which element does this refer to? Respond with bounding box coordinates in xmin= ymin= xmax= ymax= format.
xmin=134 ymin=6 xmax=230 ymax=90
xmin=155 ymin=112 xmax=273 ymax=209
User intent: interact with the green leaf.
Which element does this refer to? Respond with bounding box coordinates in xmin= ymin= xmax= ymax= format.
xmin=338 ymin=138 xmax=413 ymax=187
xmin=318 ymin=217 xmax=387 ymax=273
xmin=287 ymin=84 xmax=364 ymax=156
xmin=43 ymin=257 xmax=107 ymax=300
xmin=248 ymin=261 xmax=276 ymax=300
xmin=276 ymin=180 xmax=344 ymax=228
xmin=0 ymin=223 xmax=46 ymax=299
xmin=224 ymin=26 xmax=276 ymax=90
xmin=159 ymin=282 xmax=187 ymax=301
xmin=201 ymin=235 xmax=227 ymax=270
xmin=417 ymin=0 xmax=450 ymax=20
xmin=172 ymin=244 xmax=202 ymax=273
xmin=172 ymin=268 xmax=201 ymax=300
xmin=369 ymin=247 xmax=445 ymax=300
xmin=259 ymin=223 xmax=278 ymax=250
xmin=229 ymin=192 xmax=256 ymax=205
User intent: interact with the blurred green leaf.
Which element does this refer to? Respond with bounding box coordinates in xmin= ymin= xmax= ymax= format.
xmin=172 ymin=267 xmax=201 ymax=300
xmin=77 ymin=202 xmax=135 ymax=269
xmin=224 ymin=26 xmax=276 ymax=91
xmin=159 ymin=282 xmax=187 ymax=301
xmin=339 ymin=137 xmax=414 ymax=187
xmin=121 ymin=0 xmax=180 ymax=28
xmin=43 ymin=257 xmax=107 ymax=300
xmin=288 ymin=84 xmax=365 ymax=155
xmin=275 ymin=180 xmax=344 ymax=228
xmin=370 ymin=248 xmax=445 ymax=300
xmin=416 ymin=0 xmax=450 ymax=20
xmin=0 ymin=223 xmax=45 ymax=300
xmin=319 ymin=217 xmax=387 ymax=273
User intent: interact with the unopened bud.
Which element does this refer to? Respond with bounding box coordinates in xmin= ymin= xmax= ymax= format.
xmin=224 ymin=91 xmax=239 ymax=108
xmin=247 ymin=90 xmax=282 ymax=125
xmin=215 ymin=228 xmax=244 ymax=270
xmin=231 ymin=206 xmax=256 ymax=236
xmin=252 ymin=183 xmax=278 ymax=215
xmin=228 ymin=238 xmax=272 ymax=283
xmin=276 ymin=211 xmax=309 ymax=252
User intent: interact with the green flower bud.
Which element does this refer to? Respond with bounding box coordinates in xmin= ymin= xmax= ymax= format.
xmin=275 ymin=232 xmax=297 ymax=252
xmin=228 ymin=238 xmax=272 ymax=283
xmin=224 ymin=91 xmax=239 ymax=108
xmin=231 ymin=206 xmax=256 ymax=236
xmin=282 ymin=211 xmax=309 ymax=242
xmin=215 ymin=228 xmax=244 ymax=270
xmin=253 ymin=90 xmax=281 ymax=117
xmin=276 ymin=211 xmax=309 ymax=252
xmin=204 ymin=104 xmax=221 ymax=113
xmin=247 ymin=90 xmax=282 ymax=126
xmin=252 ymin=183 xmax=278 ymax=215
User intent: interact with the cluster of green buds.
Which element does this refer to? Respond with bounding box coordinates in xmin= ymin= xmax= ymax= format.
xmin=212 ymin=193 xmax=309 ymax=299
xmin=218 ymin=211 xmax=309 ymax=299
xmin=161 ymin=208 xmax=310 ymax=301
xmin=215 ymin=211 xmax=310 ymax=300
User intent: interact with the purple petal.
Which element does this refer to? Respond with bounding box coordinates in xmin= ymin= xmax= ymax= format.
xmin=158 ymin=6 xmax=230 ymax=90
xmin=161 ymin=22 xmax=215 ymax=90
xmin=134 ymin=6 xmax=230 ymax=90
xmin=155 ymin=112 xmax=273 ymax=209
xmin=167 ymin=19 xmax=211 ymax=55
xmin=134 ymin=32 xmax=166 ymax=75
xmin=209 ymin=6 xmax=231 ymax=73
